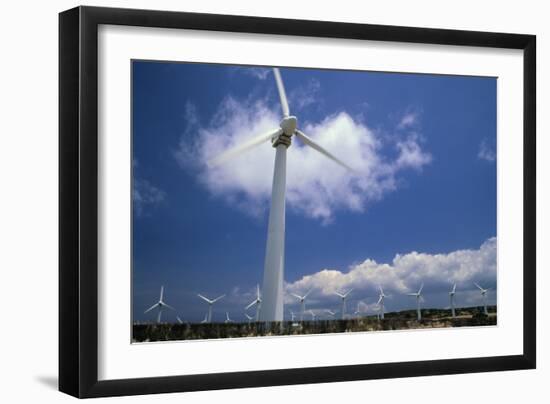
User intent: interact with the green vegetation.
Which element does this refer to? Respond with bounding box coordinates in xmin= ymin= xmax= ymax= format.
xmin=133 ymin=306 xmax=496 ymax=342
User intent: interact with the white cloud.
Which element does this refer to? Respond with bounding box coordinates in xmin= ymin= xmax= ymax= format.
xmin=289 ymin=78 xmax=321 ymax=110
xmin=397 ymin=112 xmax=418 ymax=129
xmin=133 ymin=178 xmax=166 ymax=216
xmin=177 ymin=97 xmax=431 ymax=223
xmin=478 ymin=138 xmax=496 ymax=162
xmin=285 ymin=237 xmax=496 ymax=300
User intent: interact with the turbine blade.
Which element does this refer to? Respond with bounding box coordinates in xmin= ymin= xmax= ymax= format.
xmin=245 ymin=300 xmax=256 ymax=310
xmin=474 ymin=282 xmax=483 ymax=291
xmin=256 ymin=284 xmax=261 ymax=299
xmin=295 ymin=130 xmax=355 ymax=172
xmin=197 ymin=294 xmax=212 ymax=304
xmin=291 ymin=293 xmax=302 ymax=300
xmin=344 ymin=289 xmax=353 ymax=297
xmin=159 ymin=285 xmax=164 ymax=302
xmin=144 ymin=303 xmax=159 ymax=314
xmin=334 ymin=292 xmax=344 ymax=298
xmin=407 ymin=293 xmax=418 ymax=296
xmin=207 ymin=128 xmax=282 ymax=167
xmin=163 ymin=303 xmax=175 ymax=311
xmin=377 ymin=296 xmax=383 ymax=305
xmin=273 ymin=68 xmax=290 ymax=117
xmin=213 ymin=294 xmax=226 ymax=303
xmin=452 ymin=283 xmax=457 ymax=293
xmin=418 ymin=283 xmax=424 ymax=295
xmin=304 ymin=289 xmax=313 ymax=299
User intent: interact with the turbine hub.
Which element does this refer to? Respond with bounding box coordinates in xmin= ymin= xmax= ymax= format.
xmin=280 ymin=116 xmax=297 ymax=136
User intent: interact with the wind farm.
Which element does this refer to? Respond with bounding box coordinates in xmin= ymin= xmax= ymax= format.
xmin=132 ymin=62 xmax=498 ymax=343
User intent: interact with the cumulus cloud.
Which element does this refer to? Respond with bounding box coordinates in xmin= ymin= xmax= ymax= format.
xmin=285 ymin=237 xmax=497 ymax=302
xmin=478 ymin=138 xmax=496 ymax=162
xmin=177 ymin=96 xmax=431 ymax=223
xmin=133 ymin=178 xmax=166 ymax=216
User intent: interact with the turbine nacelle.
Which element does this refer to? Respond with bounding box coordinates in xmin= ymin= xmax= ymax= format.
xmin=279 ymin=116 xmax=297 ymax=136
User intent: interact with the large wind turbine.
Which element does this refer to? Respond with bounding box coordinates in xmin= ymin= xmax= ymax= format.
xmin=407 ymin=283 xmax=424 ymax=321
xmin=291 ymin=289 xmax=313 ymax=322
xmin=245 ymin=284 xmax=262 ymax=321
xmin=449 ymin=283 xmax=457 ymax=318
xmin=474 ymin=282 xmax=490 ymax=315
xmin=144 ymin=286 xmax=175 ymax=324
xmin=334 ymin=289 xmax=353 ymax=320
xmin=197 ymin=293 xmax=225 ymax=323
xmin=377 ymin=286 xmax=387 ymax=320
xmin=209 ymin=68 xmax=352 ymax=322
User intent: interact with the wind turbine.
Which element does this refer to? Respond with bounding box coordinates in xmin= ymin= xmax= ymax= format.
xmin=291 ymin=289 xmax=313 ymax=322
xmin=245 ymin=284 xmax=262 ymax=321
xmin=474 ymin=282 xmax=490 ymax=315
xmin=377 ymin=286 xmax=387 ymax=320
xmin=197 ymin=293 xmax=225 ymax=323
xmin=289 ymin=310 xmax=297 ymax=322
xmin=308 ymin=310 xmax=317 ymax=321
xmin=225 ymin=312 xmax=233 ymax=323
xmin=209 ymin=68 xmax=353 ymax=322
xmin=449 ymin=283 xmax=457 ymax=318
xmin=334 ymin=289 xmax=353 ymax=319
xmin=325 ymin=309 xmax=336 ymax=319
xmin=144 ymin=286 xmax=175 ymax=324
xmin=244 ymin=313 xmax=254 ymax=324
xmin=407 ymin=283 xmax=424 ymax=321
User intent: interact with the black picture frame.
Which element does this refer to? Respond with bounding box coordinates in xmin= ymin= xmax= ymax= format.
xmin=59 ymin=5 xmax=536 ymax=398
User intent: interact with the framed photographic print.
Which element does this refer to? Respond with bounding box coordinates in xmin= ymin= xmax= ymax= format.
xmin=59 ymin=6 xmax=536 ymax=398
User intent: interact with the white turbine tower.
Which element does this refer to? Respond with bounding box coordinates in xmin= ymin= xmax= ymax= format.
xmin=474 ymin=282 xmax=490 ymax=315
xmin=245 ymin=284 xmax=262 ymax=321
xmin=377 ymin=286 xmax=387 ymax=320
xmin=407 ymin=283 xmax=424 ymax=321
xmin=334 ymin=289 xmax=353 ymax=320
xmin=209 ymin=68 xmax=353 ymax=322
xmin=291 ymin=289 xmax=313 ymax=322
xmin=144 ymin=286 xmax=175 ymax=324
xmin=449 ymin=283 xmax=457 ymax=318
xmin=197 ymin=293 xmax=225 ymax=323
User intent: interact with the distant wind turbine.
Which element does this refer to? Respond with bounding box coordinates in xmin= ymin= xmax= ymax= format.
xmin=449 ymin=283 xmax=457 ymax=318
xmin=377 ymin=286 xmax=387 ymax=320
xmin=325 ymin=309 xmax=336 ymax=319
xmin=197 ymin=293 xmax=225 ymax=323
xmin=144 ymin=286 xmax=175 ymax=324
xmin=244 ymin=313 xmax=254 ymax=324
xmin=289 ymin=310 xmax=297 ymax=322
xmin=225 ymin=312 xmax=233 ymax=323
xmin=245 ymin=284 xmax=262 ymax=321
xmin=291 ymin=289 xmax=313 ymax=321
xmin=209 ymin=68 xmax=353 ymax=322
xmin=474 ymin=282 xmax=490 ymax=315
xmin=308 ymin=310 xmax=317 ymax=321
xmin=407 ymin=283 xmax=424 ymax=321
xmin=334 ymin=289 xmax=353 ymax=319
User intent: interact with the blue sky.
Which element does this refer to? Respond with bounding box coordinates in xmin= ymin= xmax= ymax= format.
xmin=132 ymin=61 xmax=497 ymax=323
